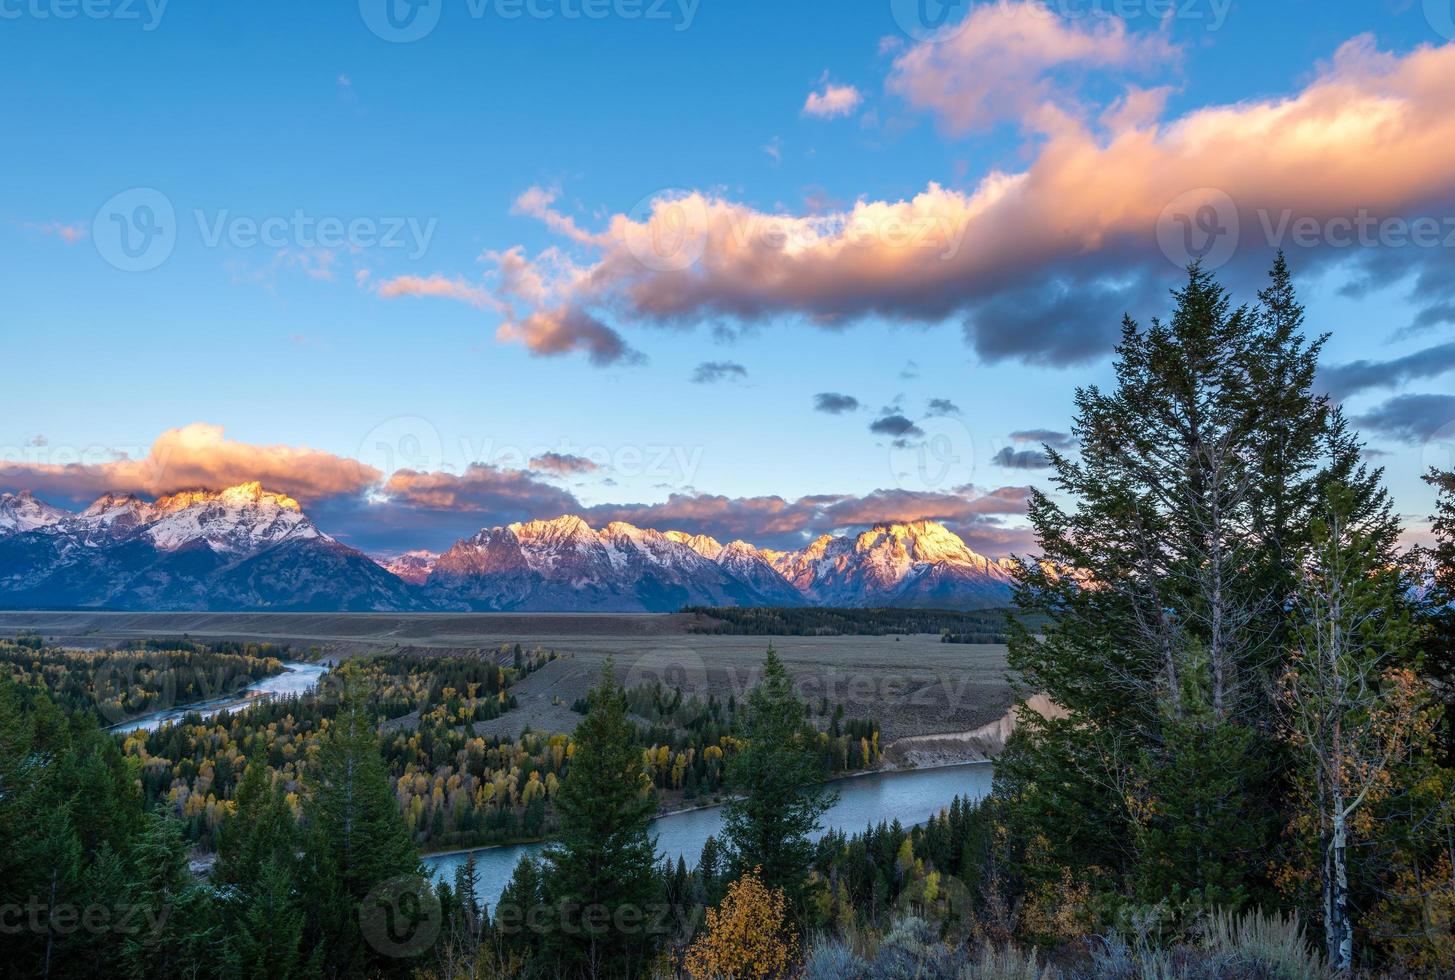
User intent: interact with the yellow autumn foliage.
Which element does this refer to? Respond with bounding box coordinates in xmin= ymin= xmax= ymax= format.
xmin=685 ymin=868 xmax=797 ymax=980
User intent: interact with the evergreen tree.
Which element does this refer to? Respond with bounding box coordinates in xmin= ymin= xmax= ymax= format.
xmin=695 ymin=834 xmax=723 ymax=908
xmin=539 ymin=660 xmax=661 ymax=979
xmin=303 ymin=665 xmax=421 ymax=978
xmin=1424 ymin=467 xmax=1455 ymax=763
xmin=222 ymin=856 xmax=306 ymax=980
xmin=121 ymin=814 xmax=218 ymax=980
xmin=721 ymin=647 xmax=834 ymax=912
xmin=493 ymin=854 xmax=542 ymax=961
xmin=217 ymin=759 xmax=305 ymax=979
xmin=216 ymin=758 xmax=297 ymax=893
xmin=1002 ymin=259 xmax=1363 ymax=914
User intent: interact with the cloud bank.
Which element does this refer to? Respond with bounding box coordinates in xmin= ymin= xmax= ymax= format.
xmin=430 ymin=33 xmax=1455 ymax=367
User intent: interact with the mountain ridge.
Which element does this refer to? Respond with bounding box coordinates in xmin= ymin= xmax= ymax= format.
xmin=0 ymin=486 xmax=1018 ymax=612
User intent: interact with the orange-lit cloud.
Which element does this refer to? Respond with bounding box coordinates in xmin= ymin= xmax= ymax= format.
xmin=584 ymin=484 xmax=1029 ymax=550
xmin=0 ymin=424 xmax=1034 ymax=556
xmin=0 ymin=423 xmax=379 ymax=503
xmin=466 ymin=34 xmax=1455 ymax=366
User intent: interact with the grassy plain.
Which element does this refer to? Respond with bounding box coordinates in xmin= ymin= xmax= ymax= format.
xmin=0 ymin=611 xmax=1012 ymax=741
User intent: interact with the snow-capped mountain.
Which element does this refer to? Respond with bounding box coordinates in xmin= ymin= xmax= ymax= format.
xmin=0 ymin=483 xmax=416 ymax=611
xmin=0 ymin=491 xmax=67 ymax=534
xmin=763 ymin=520 xmax=1018 ymax=608
xmin=665 ymin=532 xmax=805 ymax=606
xmin=425 ymin=516 xmax=1013 ymax=611
xmin=377 ymin=550 xmax=439 ymax=585
xmin=0 ymin=489 xmax=1017 ymax=612
xmin=425 ymin=516 xmax=801 ymax=612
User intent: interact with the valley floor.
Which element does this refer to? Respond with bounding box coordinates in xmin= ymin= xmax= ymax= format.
xmin=0 ymin=610 xmax=1013 ymax=741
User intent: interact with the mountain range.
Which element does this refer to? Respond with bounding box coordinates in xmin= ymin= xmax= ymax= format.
xmin=0 ymin=483 xmax=1019 ymax=612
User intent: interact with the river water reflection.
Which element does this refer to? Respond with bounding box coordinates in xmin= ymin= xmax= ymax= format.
xmin=425 ymin=762 xmax=994 ymax=909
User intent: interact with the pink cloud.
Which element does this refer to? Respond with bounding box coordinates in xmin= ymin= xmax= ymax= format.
xmin=886 ymin=2 xmax=1177 ymax=135
xmin=466 ymin=36 xmax=1455 ymax=366
xmin=803 ymin=80 xmax=863 ymax=119
xmin=376 ymin=273 xmax=497 ymax=309
xmin=529 ymin=451 xmax=600 ymax=475
xmin=496 ymin=304 xmax=640 ymax=365
xmin=584 ymin=485 xmax=1030 ymax=552
xmin=22 ymin=221 xmax=88 ymax=245
xmin=381 ymin=463 xmax=580 ymax=514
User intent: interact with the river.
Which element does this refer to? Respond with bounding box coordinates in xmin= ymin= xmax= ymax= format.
xmin=424 ymin=762 xmax=995 ymax=909
xmin=102 ymin=663 xmax=995 ymax=910
xmin=107 ymin=661 xmax=329 ymax=733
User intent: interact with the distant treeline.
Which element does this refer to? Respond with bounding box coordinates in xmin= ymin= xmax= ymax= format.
xmin=682 ymin=605 xmax=1029 ymax=641
xmin=0 ymin=637 xmax=286 ymax=723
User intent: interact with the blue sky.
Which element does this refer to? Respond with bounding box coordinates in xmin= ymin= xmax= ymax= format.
xmin=3 ymin=0 xmax=1453 ymax=555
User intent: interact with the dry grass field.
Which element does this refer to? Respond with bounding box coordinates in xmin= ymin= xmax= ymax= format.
xmin=0 ymin=611 xmax=1013 ymax=741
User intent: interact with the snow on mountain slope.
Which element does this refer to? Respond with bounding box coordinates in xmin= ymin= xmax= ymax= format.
xmin=0 ymin=482 xmax=414 ymax=611
xmin=0 ymin=487 xmax=1017 ymax=611
xmin=427 ymin=515 xmax=1010 ymax=611
xmin=142 ymin=482 xmax=322 ymax=553
xmin=0 ymin=491 xmax=68 ymax=534
xmin=767 ymin=520 xmax=1016 ymax=608
xmin=377 ymin=550 xmax=439 ymax=585
xmin=427 ymin=516 xmax=796 ymax=611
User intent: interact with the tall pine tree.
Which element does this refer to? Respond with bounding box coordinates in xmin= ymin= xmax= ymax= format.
xmin=303 ymin=665 xmax=421 ymax=978
xmin=1001 ymin=258 xmax=1373 ymax=915
xmin=539 ymin=660 xmax=661 ymax=979
xmin=721 ymin=647 xmax=834 ymax=913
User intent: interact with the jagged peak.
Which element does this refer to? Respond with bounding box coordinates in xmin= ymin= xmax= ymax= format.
xmin=154 ymin=481 xmax=302 ymax=513
xmin=82 ymin=491 xmax=147 ymax=516
xmin=0 ymin=489 xmax=71 ymax=532
xmin=665 ymin=530 xmax=726 ymax=559
xmin=508 ymin=514 xmax=599 ymax=543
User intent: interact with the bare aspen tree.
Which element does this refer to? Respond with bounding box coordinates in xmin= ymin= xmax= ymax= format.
xmin=1281 ymin=486 xmax=1432 ymax=971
